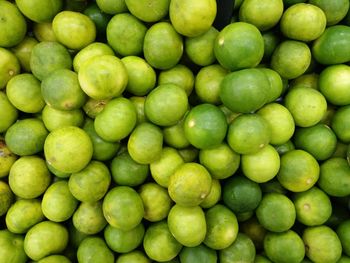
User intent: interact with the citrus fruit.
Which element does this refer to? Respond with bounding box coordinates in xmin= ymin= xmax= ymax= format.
xmin=0 ymin=47 xmax=20 ymax=89
xmin=179 ymin=244 xmax=217 ymax=263
xmin=319 ymin=64 xmax=350 ymax=106
xmin=6 ymin=73 xmax=45 ymax=113
xmin=24 ymin=221 xmax=68 ymax=261
xmin=94 ymin=97 xmax=137 ymax=142
xmin=204 ymin=204 xmax=239 ymax=250
xmin=78 ymin=54 xmax=128 ymax=100
xmin=33 ymin=22 xmax=57 ymax=42
xmin=15 ymin=0 xmax=63 ymax=23
xmin=110 ymin=151 xmax=149 ymax=187
xmin=0 ymin=230 xmax=27 ymax=263
xmin=145 ymin=84 xmax=188 ymax=126
xmin=199 ymin=142 xmax=240 ymax=180
xmin=280 ymin=3 xmax=326 ymax=42
xmin=264 ymin=230 xmax=305 ymax=263
xmin=259 ymin=68 xmax=284 ymax=103
xmin=0 ymin=92 xmax=18 ymax=133
xmin=200 ymin=179 xmax=222 ymax=209
xmin=107 ymin=13 xmax=147 ymax=56
xmin=44 ymin=126 xmax=93 ymax=173
xmin=102 ymin=186 xmax=144 ymax=230
xmin=256 ymin=192 xmax=296 ymax=232
xmin=293 ymin=124 xmax=337 ymax=160
xmin=219 ymin=233 xmax=256 ymax=263
xmin=277 ymin=149 xmax=319 ymax=192
xmin=262 ymin=30 xmax=281 ymax=62
xmin=11 ymin=36 xmax=38 ymax=72
xmin=127 ymin=122 xmax=163 ymax=164
xmin=293 ymin=186 xmax=332 ymax=226
xmin=121 ymin=56 xmax=156 ymax=96
xmin=290 ymin=72 xmax=319 ymax=90
xmin=184 ymin=103 xmax=227 ymax=149
xmin=0 ymin=138 xmax=17 ymax=178
xmin=239 ymin=0 xmax=284 ymax=31
xmin=240 ymin=217 xmax=267 ymax=250
xmin=143 ymin=221 xmax=182 ymax=262
xmin=257 ymin=103 xmax=295 ymax=145
xmin=185 ymin=26 xmax=218 ymax=66
xmin=312 ymin=25 xmax=350 ymax=65
xmin=303 ymin=225 xmax=342 ymax=263
xmin=214 ymin=22 xmax=264 ymax=71
xmin=318 ymin=157 xmax=350 ymax=197
xmin=0 ymin=1 xmax=27 ymax=47
xmin=139 ymin=182 xmax=173 ymax=222
xmin=96 ymin=0 xmax=127 ymax=14
xmin=104 ymin=223 xmax=144 ymax=253
xmin=337 ymin=220 xmax=350 ymax=256
xmin=83 ymin=3 xmax=111 ymax=38
xmin=227 ymin=113 xmax=271 ymax=155
xmin=30 ymin=41 xmax=72 ymax=81
xmin=5 ymin=118 xmax=49 ymax=156
xmin=220 ymin=68 xmax=269 ymax=113
xmin=0 ymin=181 xmax=13 ymax=216
xmin=130 ymin=96 xmax=147 ymax=124
xmin=69 ymin=160 xmax=111 ymax=202
xmin=331 ymin=105 xmax=350 ymax=143
xmin=126 ymin=0 xmax=170 ymax=22
xmin=42 ymin=106 xmax=84 ymax=132
xmin=168 ymin=162 xmax=212 ymax=206
xmin=116 ymin=250 xmax=151 ymax=263
xmin=143 ymin=22 xmax=183 ymax=70
xmin=309 ymin=0 xmax=349 ymax=25
xmin=150 ymin=147 xmax=184 ymax=188
xmin=271 ymin=40 xmax=311 ymax=79
xmin=77 ymin=237 xmax=114 ymax=263
xmin=37 ymin=255 xmax=71 ymax=263
xmin=223 ymin=175 xmax=262 ymax=214
xmin=242 ymin=144 xmax=280 ymax=183
xmin=284 ymin=86 xmax=327 ymax=127
xmin=163 ymin=117 xmax=190 ymax=149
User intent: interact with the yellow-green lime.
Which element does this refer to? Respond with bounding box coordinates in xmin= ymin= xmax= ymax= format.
xmin=0 ymin=47 xmax=20 ymax=89
xmin=0 ymin=230 xmax=27 ymax=263
xmin=290 ymin=72 xmax=319 ymax=90
xmin=219 ymin=233 xmax=256 ymax=263
xmin=116 ymin=250 xmax=151 ymax=263
xmin=33 ymin=22 xmax=57 ymax=42
xmin=200 ymin=179 xmax=222 ymax=209
xmin=0 ymin=92 xmax=18 ymax=133
xmin=0 ymin=181 xmax=13 ymax=216
xmin=42 ymin=106 xmax=84 ymax=132
xmin=179 ymin=244 xmax=217 ymax=263
xmin=129 ymin=96 xmax=147 ymax=124
xmin=0 ymin=138 xmax=17 ymax=178
xmin=77 ymin=237 xmax=114 ymax=263
xmin=336 ymin=220 xmax=350 ymax=256
xmin=163 ymin=117 xmax=190 ymax=149
xmin=262 ymin=30 xmax=281 ymax=62
xmin=126 ymin=0 xmax=170 ymax=22
xmin=11 ymin=36 xmax=38 ymax=72
xmin=37 ymin=255 xmax=71 ymax=263
xmin=331 ymin=105 xmax=350 ymax=143
xmin=309 ymin=0 xmax=349 ymax=25
xmin=15 ymin=0 xmax=63 ymax=23
xmin=96 ymin=0 xmax=127 ymax=14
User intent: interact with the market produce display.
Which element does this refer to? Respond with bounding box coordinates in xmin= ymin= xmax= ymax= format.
xmin=0 ymin=0 xmax=350 ymax=262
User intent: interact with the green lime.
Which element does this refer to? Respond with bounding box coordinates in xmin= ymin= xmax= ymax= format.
xmin=199 ymin=142 xmax=240 ymax=180
xmin=318 ymin=157 xmax=350 ymax=197
xmin=185 ymin=26 xmax=218 ymax=66
xmin=78 ymin=54 xmax=128 ymax=100
xmin=73 ymin=201 xmax=107 ymax=235
xmin=255 ymin=255 xmax=272 ymax=263
xmin=15 ymin=0 xmax=63 ymax=23
xmin=264 ymin=230 xmax=305 ymax=263
xmin=256 ymin=192 xmax=296 ymax=232
xmin=37 ymin=255 xmax=71 ymax=263
xmin=96 ymin=0 xmax=127 ymax=14
xmin=179 ymin=244 xmax=217 ymax=263
xmin=303 ymin=225 xmax=342 ymax=263
xmin=69 ymin=160 xmax=111 ymax=202
xmin=309 ymin=0 xmax=349 ymax=25
xmin=130 ymin=96 xmax=147 ymax=124
xmin=41 ymin=180 xmax=78 ymax=222
xmin=116 ymin=250 xmax=151 ymax=263
xmin=214 ymin=22 xmax=264 ymax=71
xmin=284 ymin=86 xmax=327 ymax=127
xmin=200 ymin=179 xmax=221 ymax=209
xmin=5 ymin=118 xmax=48 ymax=156
xmin=219 ymin=233 xmax=256 ymax=263
xmin=337 ymin=220 xmax=350 ymax=256
xmin=293 ymin=186 xmax=332 ymax=226
xmin=143 ymin=22 xmax=183 ymax=70
xmin=163 ymin=117 xmax=190 ymax=149
xmin=223 ymin=175 xmax=262 ymax=214
xmin=290 ymin=72 xmax=319 ymax=90
xmin=110 ymin=151 xmax=149 ymax=187
xmin=150 ymin=147 xmax=184 ymax=188
xmin=0 ymin=1 xmax=27 ymax=47
xmin=0 ymin=230 xmax=27 ymax=263
xmin=259 ymin=68 xmax=284 ymax=103
xmin=178 ymin=147 xmax=199 ymax=163
xmin=6 ymin=73 xmax=45 ymax=113
xmin=0 ymin=181 xmax=13 ymax=216
xmin=77 ymin=237 xmax=114 ymax=263
xmin=239 ymin=0 xmax=284 ymax=31
xmin=83 ymin=3 xmax=111 ymax=38
xmin=11 ymin=36 xmax=38 ymax=72
xmin=42 ymin=106 xmax=84 ymax=132
xmin=312 ymin=25 xmax=350 ymax=65
xmin=227 ymin=113 xmax=271 ymax=155
xmin=44 ymin=126 xmax=93 ymax=173
xmin=331 ymin=105 xmax=350 ymax=143
xmin=257 ymin=103 xmax=295 ymax=145
xmin=168 ymin=204 xmax=206 ymax=247
xmin=139 ymin=182 xmax=173 ymax=222
xmin=293 ymin=124 xmax=337 ymax=160
xmin=277 ymin=150 xmax=319 ymax=192
xmin=274 ymin=140 xmax=295 ymax=156
xmin=102 ymin=186 xmax=144 ymax=230
xmin=33 ymin=22 xmax=57 ymax=42
xmin=143 ymin=221 xmax=182 ymax=262
xmin=0 ymin=92 xmax=18 ymax=133
xmin=122 ymin=56 xmax=156 ymax=96
xmin=280 ymin=3 xmax=326 ymax=42
xmin=0 ymin=47 xmax=20 ymax=89
xmin=158 ymin=64 xmax=195 ymax=96
xmin=104 ymin=223 xmax=144 ymax=253
xmin=0 ymin=138 xmax=17 ymax=178
xmin=127 ymin=122 xmax=163 ymax=164
xmin=331 ymin=141 xmax=350 ymax=159
xmin=168 ymin=162 xmax=212 ymax=206
xmin=94 ymin=97 xmax=137 ymax=142
xmin=107 ymin=13 xmax=147 ymax=56
xmin=271 ymin=40 xmax=311 ymax=79
xmin=204 ymin=204 xmax=239 ymax=250
xmin=240 ymin=217 xmax=267 ymax=250
xmin=126 ymin=0 xmax=170 ymax=22
xmin=262 ymin=30 xmax=281 ymax=62
xmin=30 ymin=41 xmax=72 ymax=81
xmin=220 ymin=68 xmax=269 ymax=113
xmin=24 ymin=221 xmax=68 ymax=261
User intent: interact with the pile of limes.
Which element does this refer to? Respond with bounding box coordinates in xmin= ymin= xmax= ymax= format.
xmin=1 ymin=0 xmax=350 ymax=262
